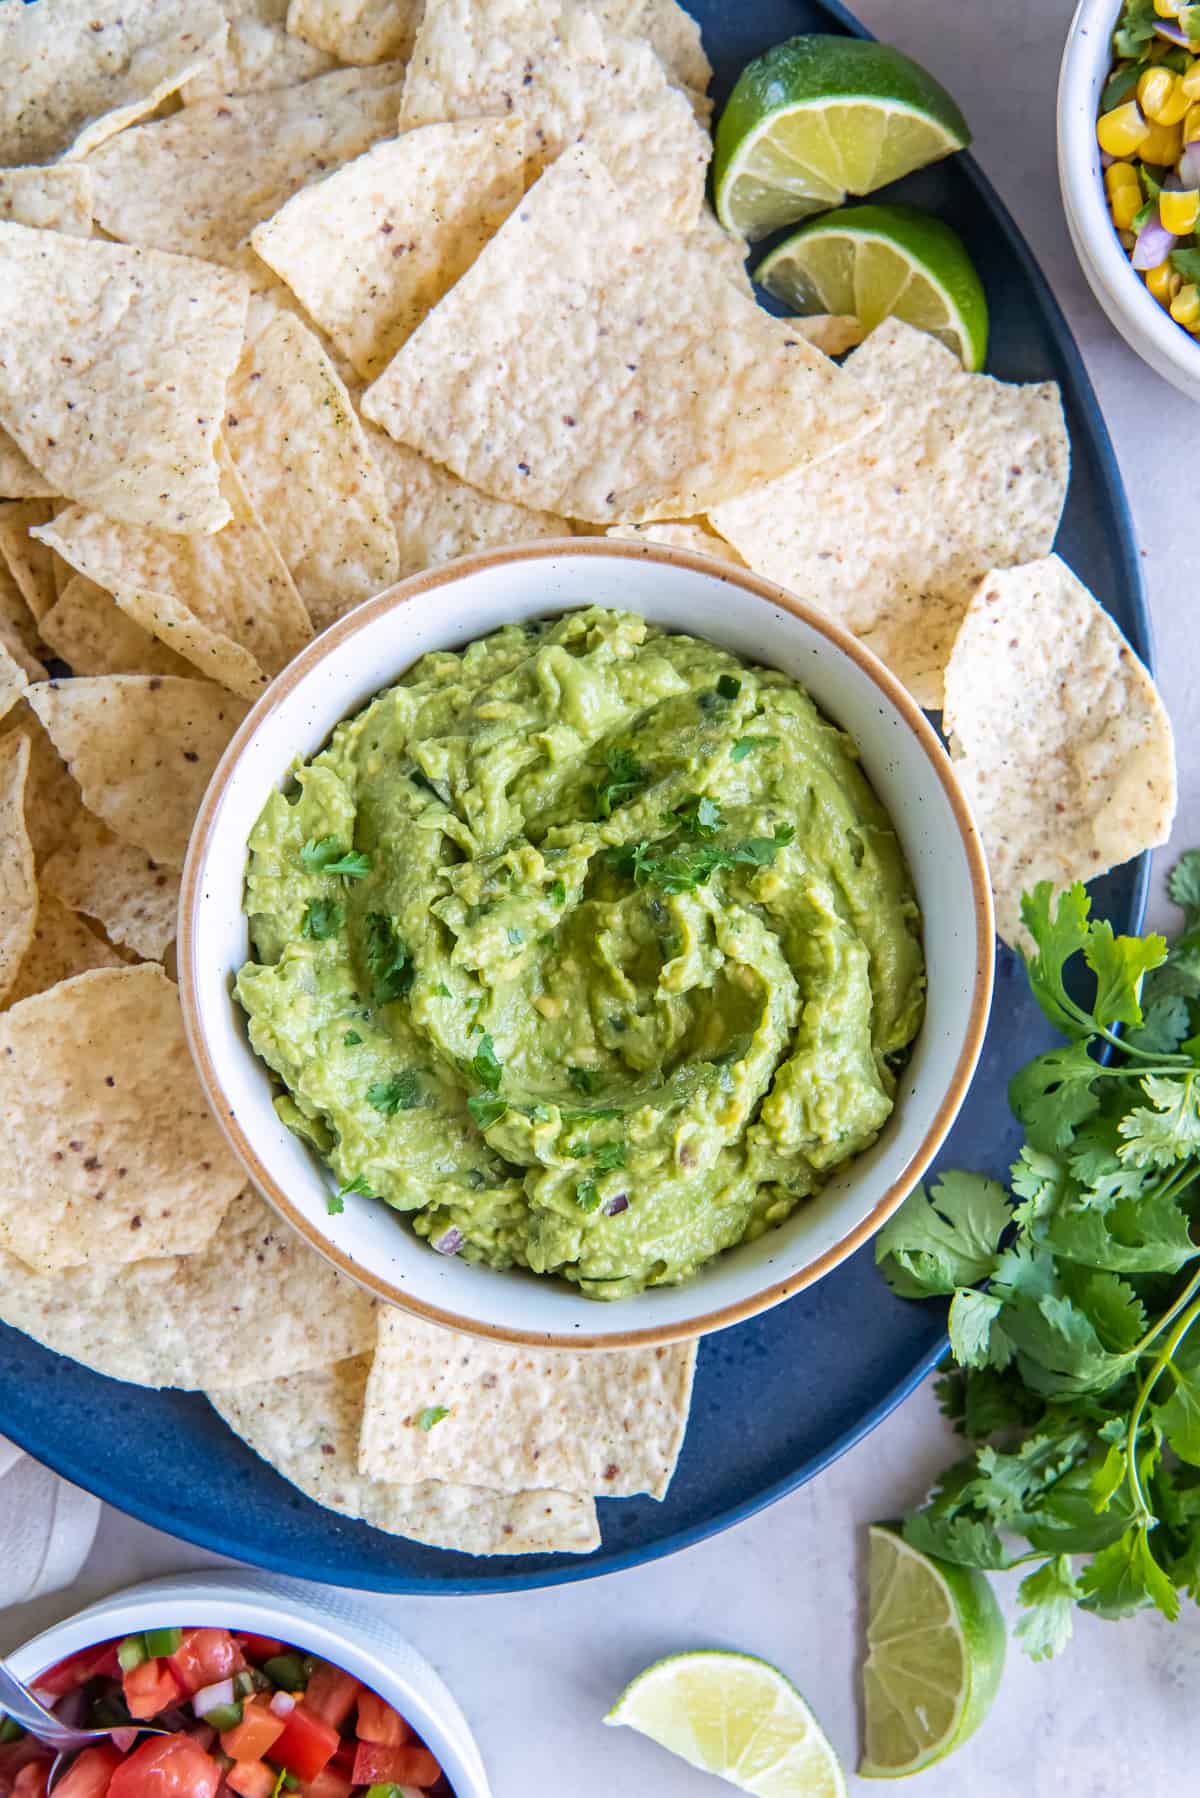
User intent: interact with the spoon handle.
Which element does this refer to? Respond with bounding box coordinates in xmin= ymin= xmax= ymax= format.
xmin=0 ymin=1661 xmax=88 ymax=1748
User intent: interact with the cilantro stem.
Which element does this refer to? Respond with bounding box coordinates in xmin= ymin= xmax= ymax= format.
xmin=1132 ymin=1254 xmax=1200 ymax=1358
xmin=1126 ymin=1289 xmax=1200 ymax=1522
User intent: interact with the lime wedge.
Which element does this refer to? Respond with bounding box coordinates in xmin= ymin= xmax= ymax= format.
xmin=713 ymin=35 xmax=971 ymax=243
xmin=757 ymin=203 xmax=989 ymax=370
xmin=860 ymin=1524 xmax=1005 ymax=1779
xmin=605 ymin=1649 xmax=846 ymax=1797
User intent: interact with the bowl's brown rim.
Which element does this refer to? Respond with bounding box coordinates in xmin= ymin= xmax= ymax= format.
xmin=179 ymin=536 xmax=995 ymax=1350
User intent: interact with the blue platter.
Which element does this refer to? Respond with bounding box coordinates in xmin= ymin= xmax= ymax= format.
xmin=0 ymin=0 xmax=1151 ymax=1593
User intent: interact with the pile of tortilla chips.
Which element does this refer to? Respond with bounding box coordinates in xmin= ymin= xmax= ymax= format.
xmin=0 ymin=0 xmax=1177 ymax=1555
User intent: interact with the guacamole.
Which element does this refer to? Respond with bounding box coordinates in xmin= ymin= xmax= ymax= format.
xmin=236 ymin=606 xmax=925 ymax=1299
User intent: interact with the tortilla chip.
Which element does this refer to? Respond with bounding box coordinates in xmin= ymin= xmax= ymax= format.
xmin=0 ymin=963 xmax=244 ymax=1270
xmin=0 ymin=734 xmax=36 ymax=1005
xmin=0 ymin=0 xmax=227 ymax=166
xmin=181 ymin=0 xmax=337 ymax=102
xmin=0 ymin=705 xmax=84 ymax=866
xmin=252 ymin=119 xmax=532 ymax=382
xmin=0 ymin=166 xmax=94 ymax=237
xmin=0 ymin=501 xmax=57 ymax=622
xmin=0 ymin=431 xmax=56 ymax=503
xmin=0 ymin=637 xmax=29 ymax=731
xmin=0 ymin=227 xmax=249 ymax=535
xmin=4 ymin=894 xmax=124 ymax=1011
xmin=606 ymin=521 xmax=744 ymax=566
xmin=366 ymin=430 xmax=570 ymax=576
xmin=0 ymin=562 xmax=44 ymax=682
xmin=223 ymin=312 xmax=399 ymax=632
xmin=27 ymin=677 xmax=246 ymax=868
xmin=942 ymin=555 xmax=1177 ymax=948
xmin=710 ymin=319 xmax=1071 ymax=709
xmin=40 ymin=575 xmax=194 ymax=680
xmin=45 ymin=813 xmax=180 ymax=961
xmin=788 ymin=313 xmax=867 ymax=356
xmin=595 ymin=0 xmax=711 ymax=97
xmin=35 ymin=452 xmax=312 ymax=700
xmin=359 ymin=1308 xmax=697 ymax=1500
xmin=286 ymin=0 xmax=424 ymax=62
xmin=398 ymin=0 xmax=709 ymax=229
xmin=88 ymin=66 xmax=407 ymax=267
xmin=211 ymin=1355 xmax=601 ymax=1554
xmin=0 ymin=1188 xmax=376 ymax=1388
xmin=363 ymin=146 xmax=877 ymax=523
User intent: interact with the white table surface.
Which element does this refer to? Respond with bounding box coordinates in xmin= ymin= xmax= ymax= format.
xmin=5 ymin=3 xmax=1200 ymax=1793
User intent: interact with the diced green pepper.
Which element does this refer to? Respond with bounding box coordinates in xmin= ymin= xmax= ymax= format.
xmin=0 ymin=1718 xmax=24 ymax=1744
xmin=117 ymin=1635 xmax=149 ymax=1672
xmin=143 ymin=1628 xmax=182 ymax=1658
xmin=204 ymin=1701 xmax=244 ymax=1732
xmin=263 ymin=1655 xmax=308 ymax=1691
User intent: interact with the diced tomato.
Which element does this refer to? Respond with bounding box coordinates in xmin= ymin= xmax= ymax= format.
xmin=108 ymin=1737 xmax=221 ymax=1798
xmin=219 ymin=1699 xmax=284 ymax=1766
xmin=224 ymin=1765 xmax=275 ymax=1798
xmin=353 ymin=1692 xmax=407 ymax=1747
xmin=32 ymin=1643 xmax=119 ymax=1700
xmin=350 ymin=1744 xmax=440 ymax=1788
xmin=0 ymin=1738 xmax=49 ymax=1793
xmin=168 ymin=1631 xmax=246 ymax=1697
xmin=326 ymin=1748 xmax=354 ymax=1778
xmin=303 ymin=1668 xmax=360 ymax=1732
xmin=295 ymin=1770 xmax=353 ymax=1798
xmin=11 ymin=1764 xmax=48 ymax=1798
xmin=231 ymin=1637 xmax=282 ymax=1664
xmin=53 ymin=1746 xmax=121 ymax=1798
xmin=270 ymin=1707 xmax=339 ymax=1784
xmin=123 ymin=1659 xmax=184 ymax=1721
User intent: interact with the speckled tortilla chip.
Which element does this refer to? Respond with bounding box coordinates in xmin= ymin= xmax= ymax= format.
xmin=252 ymin=119 xmax=532 ymax=382
xmin=0 ymin=734 xmax=36 ymax=1004
xmin=943 ymin=555 xmax=1177 ymax=949
xmin=788 ymin=313 xmax=866 ymax=356
xmin=35 ymin=451 xmax=312 ymax=700
xmin=366 ymin=430 xmax=570 ymax=576
xmin=3 ymin=894 xmax=124 ymax=1011
xmin=0 ymin=501 xmax=57 ymax=621
xmin=0 ymin=431 xmax=55 ymax=503
xmin=223 ymin=312 xmax=398 ymax=633
xmin=0 ymin=228 xmax=248 ymax=535
xmin=45 ymin=812 xmax=179 ymax=961
xmin=88 ymin=66 xmax=407 ymax=266
xmin=359 ymin=1308 xmax=697 ymax=1499
xmin=181 ymin=0 xmax=337 ymax=102
xmin=27 ymin=677 xmax=246 ymax=868
xmin=211 ymin=1355 xmax=601 ymax=1554
xmin=710 ymin=319 xmax=1070 ymax=709
xmin=0 ymin=563 xmax=44 ymax=682
xmin=364 ymin=146 xmax=877 ymax=524
xmin=0 ymin=1188 xmax=376 ymax=1387
xmin=0 ymin=0 xmax=227 ymax=166
xmin=40 ymin=576 xmax=194 ymax=680
xmin=286 ymin=0 xmax=424 ymax=61
xmin=606 ymin=521 xmax=744 ymax=566
xmin=0 ymin=964 xmax=244 ymax=1270
xmin=596 ymin=0 xmax=711 ymax=97
xmin=0 ymin=167 xmax=93 ymax=236
xmin=0 ymin=705 xmax=84 ymax=866
xmin=398 ymin=0 xmax=709 ymax=229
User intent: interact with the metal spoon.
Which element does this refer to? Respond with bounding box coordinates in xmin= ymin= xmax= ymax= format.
xmin=0 ymin=1657 xmax=167 ymax=1791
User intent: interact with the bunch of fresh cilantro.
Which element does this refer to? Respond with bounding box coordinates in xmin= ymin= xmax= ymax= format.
xmin=876 ymin=854 xmax=1200 ymax=1659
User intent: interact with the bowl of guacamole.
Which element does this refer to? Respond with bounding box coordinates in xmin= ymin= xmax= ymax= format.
xmin=180 ymin=542 xmax=993 ymax=1346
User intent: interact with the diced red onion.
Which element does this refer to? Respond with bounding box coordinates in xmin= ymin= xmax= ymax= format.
xmin=1156 ymin=19 xmax=1194 ymax=44
xmin=603 ymin=1193 xmax=629 ymax=1216
xmin=111 ymin=1730 xmax=140 ymax=1755
xmin=1180 ymin=144 xmax=1200 ymax=186
xmin=1132 ymin=214 xmax=1178 ymax=269
xmin=52 ymin=1691 xmax=89 ymax=1730
xmin=192 ymin=1679 xmax=235 ymax=1718
xmin=432 ymin=1226 xmax=463 ymax=1255
xmin=1100 ymin=148 xmax=1116 ymax=169
xmin=269 ymin=1692 xmax=296 ymax=1719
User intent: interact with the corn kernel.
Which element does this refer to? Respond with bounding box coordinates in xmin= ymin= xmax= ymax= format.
xmin=1182 ymin=58 xmax=1200 ymax=98
xmin=1158 ymin=75 xmax=1193 ymax=123
xmin=1139 ymin=66 xmax=1176 ymax=120
xmin=1111 ymin=184 xmax=1143 ymax=228
xmin=1146 ymin=258 xmax=1176 ymax=303
xmin=1155 ymin=0 xmax=1180 ymax=15
xmin=1161 ymin=187 xmax=1200 ymax=230
xmin=1105 ymin=159 xmax=1141 ymax=194
xmin=1097 ymin=101 xmax=1152 ymax=155
xmin=1185 ymin=101 xmax=1200 ymax=140
xmin=1142 ymin=116 xmax=1185 ymax=160
xmin=1171 ymin=281 xmax=1200 ymax=323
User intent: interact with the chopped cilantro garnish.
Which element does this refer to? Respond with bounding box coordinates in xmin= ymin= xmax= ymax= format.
xmin=593 ymin=745 xmax=647 ymax=818
xmin=548 ymin=879 xmax=566 ymax=905
xmin=605 ymin=824 xmax=793 ymax=894
xmin=717 ymin=673 xmax=741 ymax=700
xmin=467 ymin=1093 xmax=507 ymax=1129
xmin=575 ymin=1179 xmax=600 ymax=1213
xmin=1172 ymin=247 xmax=1200 ymax=283
xmin=731 ymin=734 xmax=780 ymax=762
xmin=593 ymin=1141 xmax=626 ymax=1171
xmin=434 ymin=982 xmax=451 ymax=997
xmin=674 ymin=794 xmax=722 ymax=836
xmin=300 ymin=836 xmax=371 ymax=878
xmin=301 ymin=897 xmax=344 ymax=940
xmin=330 ymin=1173 xmax=373 ymax=1215
xmin=364 ymin=912 xmax=414 ymax=1004
xmin=470 ymin=1032 xmax=502 ymax=1091
xmin=343 ymin=1030 xmax=362 ymax=1046
xmin=367 ymin=1071 xmax=421 ymax=1114
xmin=568 ymin=1065 xmax=600 ymax=1096
xmin=417 ymin=1405 xmax=449 ymax=1431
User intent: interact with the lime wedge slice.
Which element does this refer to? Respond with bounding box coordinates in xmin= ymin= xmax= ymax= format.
xmin=860 ymin=1524 xmax=1005 ymax=1779
xmin=713 ymin=35 xmax=971 ymax=243
xmin=757 ymin=203 xmax=989 ymax=370
xmin=605 ymin=1649 xmax=846 ymax=1797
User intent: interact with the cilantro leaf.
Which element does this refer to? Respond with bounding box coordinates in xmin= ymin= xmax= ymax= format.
xmin=1042 ymin=1192 xmax=1198 ymax=1276
xmin=948 ymin=1289 xmax=1010 ymax=1370
xmin=330 ymin=1173 xmax=373 ymax=1215
xmin=901 ymin=1512 xmax=1009 ymax=1571
xmin=548 ymin=879 xmax=566 ymax=905
xmin=1084 ymin=921 xmax=1166 ymax=1030
xmin=716 ymin=673 xmax=741 ymax=700
xmin=730 ymin=733 xmax=779 ymax=762
xmin=467 ymin=1093 xmax=507 ymax=1129
xmin=1171 ymin=246 xmax=1200 ymax=284
xmin=364 ymin=912 xmax=414 ymax=1004
xmin=417 ymin=1405 xmax=449 ymax=1431
xmin=1008 ymin=1042 xmax=1102 ymax=1152
xmin=343 ymin=1030 xmax=362 ymax=1046
xmin=1117 ymin=1073 xmax=1200 ymax=1167
xmin=674 ymin=794 xmax=722 ymax=836
xmin=593 ymin=1141 xmax=626 ymax=1171
xmin=1113 ymin=0 xmax=1158 ymax=57
xmin=1080 ymin=1525 xmax=1180 ymax=1622
xmin=575 ymin=1179 xmax=600 ymax=1213
xmin=568 ymin=1065 xmax=599 ymax=1096
xmin=300 ymin=836 xmax=371 ymax=878
xmin=594 ymin=745 xmax=648 ymax=818
xmin=1020 ymin=881 xmax=1093 ymax=1037
xmin=1125 ymin=992 xmax=1194 ymax=1057
xmin=367 ymin=1071 xmax=421 ymax=1114
xmin=470 ymin=1032 xmax=502 ymax=1092
xmin=1169 ymin=851 xmax=1200 ymax=927
xmin=874 ymin=1172 xmax=1011 ymax=1298
xmin=301 ymin=897 xmax=344 ymax=940
xmin=1154 ymin=1365 xmax=1200 ymax=1466
xmin=1014 ymin=1556 xmax=1082 ymax=1661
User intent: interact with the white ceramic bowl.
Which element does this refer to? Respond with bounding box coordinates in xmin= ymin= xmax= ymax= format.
xmin=179 ymin=539 xmax=993 ymax=1349
xmin=1059 ymin=0 xmax=1200 ymax=401
xmin=5 ymin=1570 xmax=490 ymax=1798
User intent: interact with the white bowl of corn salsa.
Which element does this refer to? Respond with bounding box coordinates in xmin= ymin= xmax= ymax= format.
xmin=1059 ymin=0 xmax=1200 ymax=398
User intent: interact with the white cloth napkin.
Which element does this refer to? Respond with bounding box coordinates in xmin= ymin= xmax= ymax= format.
xmin=0 ymin=1437 xmax=100 ymax=1608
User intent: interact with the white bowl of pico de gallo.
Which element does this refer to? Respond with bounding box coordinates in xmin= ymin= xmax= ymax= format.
xmin=0 ymin=1572 xmax=490 ymax=1798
